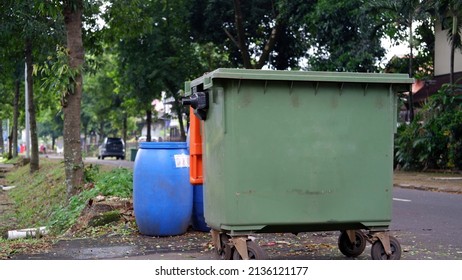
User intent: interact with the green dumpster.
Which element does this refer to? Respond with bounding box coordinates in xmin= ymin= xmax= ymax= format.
xmin=184 ymin=68 xmax=413 ymax=260
xmin=130 ymin=148 xmax=138 ymax=162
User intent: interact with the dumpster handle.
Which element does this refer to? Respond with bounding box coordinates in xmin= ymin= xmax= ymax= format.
xmin=182 ymin=91 xmax=209 ymax=121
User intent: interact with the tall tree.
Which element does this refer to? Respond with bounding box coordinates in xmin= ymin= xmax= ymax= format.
xmin=2 ymin=0 xmax=65 ymax=170
xmin=368 ymin=0 xmax=433 ymax=121
xmin=61 ymin=0 xmax=85 ymax=197
xmin=105 ymin=0 xmax=161 ymax=142
xmin=190 ymin=0 xmax=313 ymax=69
xmin=37 ymin=110 xmax=63 ymax=151
xmin=0 ymin=82 xmax=14 ymax=157
xmin=105 ymin=0 xmax=203 ymax=141
xmin=25 ymin=38 xmax=39 ymax=171
xmin=82 ymin=50 xmax=127 ymax=141
xmin=12 ymin=68 xmax=21 ymax=159
xmin=0 ymin=63 xmax=22 ymax=159
xmin=434 ymin=0 xmax=462 ymax=85
xmin=158 ymin=0 xmax=207 ymax=140
xmin=1 ymin=1 xmax=38 ymax=169
xmin=306 ymin=0 xmax=386 ymax=72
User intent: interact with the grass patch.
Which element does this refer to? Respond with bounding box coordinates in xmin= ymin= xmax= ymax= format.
xmin=0 ymin=158 xmax=133 ymax=259
xmin=6 ymin=159 xmax=67 ymax=230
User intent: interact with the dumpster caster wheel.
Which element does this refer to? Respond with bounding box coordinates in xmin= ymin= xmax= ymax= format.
xmin=371 ymin=236 xmax=402 ymax=260
xmin=218 ymin=234 xmax=233 ymax=260
xmin=338 ymin=230 xmax=366 ymax=258
xmin=232 ymin=240 xmax=268 ymax=260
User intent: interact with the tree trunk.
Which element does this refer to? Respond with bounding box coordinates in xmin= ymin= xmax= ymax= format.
xmin=408 ymin=20 xmax=414 ymax=122
xmin=123 ymin=113 xmax=127 ymax=153
xmin=12 ymin=78 xmax=19 ymax=158
xmin=98 ymin=122 xmax=104 ymax=142
xmin=8 ymin=133 xmax=13 ymax=159
xmin=174 ymin=99 xmax=186 ymax=142
xmin=0 ymin=121 xmax=3 ymax=155
xmin=83 ymin=128 xmax=88 ymax=155
xmin=450 ymin=40 xmax=455 ymax=86
xmin=450 ymin=15 xmax=457 ymax=86
xmin=255 ymin=23 xmax=283 ymax=69
xmin=122 ymin=113 xmax=127 ymax=159
xmin=233 ymin=0 xmax=253 ymax=69
xmin=146 ymin=109 xmax=152 ymax=142
xmin=63 ymin=1 xmax=85 ymax=198
xmin=25 ymin=39 xmax=39 ymax=172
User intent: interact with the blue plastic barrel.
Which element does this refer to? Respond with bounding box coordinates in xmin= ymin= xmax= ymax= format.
xmin=192 ymin=184 xmax=210 ymax=232
xmin=133 ymin=142 xmax=192 ymax=236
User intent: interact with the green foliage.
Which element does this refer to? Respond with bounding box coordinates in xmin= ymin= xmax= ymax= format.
xmin=395 ymin=84 xmax=462 ymax=170
xmin=93 ymin=168 xmax=133 ymax=198
xmin=83 ymin=163 xmax=100 ymax=183
xmin=306 ymin=0 xmax=385 ymax=72
xmin=35 ymin=46 xmax=83 ymax=106
xmin=82 ymin=50 xmax=130 ymax=138
xmin=435 ymin=0 xmax=462 ymax=50
xmin=189 ymin=0 xmax=312 ymax=69
xmin=48 ymin=186 xmax=99 ymax=233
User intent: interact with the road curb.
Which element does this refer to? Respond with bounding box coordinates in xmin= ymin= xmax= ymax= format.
xmin=394 ymin=184 xmax=462 ymax=194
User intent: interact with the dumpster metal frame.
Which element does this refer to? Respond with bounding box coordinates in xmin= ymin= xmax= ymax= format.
xmin=184 ymin=69 xmax=413 ymax=260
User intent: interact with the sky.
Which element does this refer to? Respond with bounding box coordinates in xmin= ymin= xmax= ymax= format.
xmin=383 ymin=38 xmax=410 ymax=61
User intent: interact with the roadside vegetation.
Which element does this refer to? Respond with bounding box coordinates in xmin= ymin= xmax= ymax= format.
xmin=0 ymin=158 xmax=133 ymax=259
xmin=395 ymin=83 xmax=462 ymax=171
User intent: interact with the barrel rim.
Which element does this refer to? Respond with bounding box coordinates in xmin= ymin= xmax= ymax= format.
xmin=139 ymin=142 xmax=187 ymax=149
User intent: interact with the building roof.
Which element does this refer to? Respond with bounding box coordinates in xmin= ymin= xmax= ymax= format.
xmin=412 ymin=71 xmax=462 ymax=104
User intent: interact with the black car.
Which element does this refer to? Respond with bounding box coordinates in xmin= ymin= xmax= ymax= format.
xmin=98 ymin=137 xmax=125 ymax=160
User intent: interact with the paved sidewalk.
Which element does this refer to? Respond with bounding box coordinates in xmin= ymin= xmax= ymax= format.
xmin=393 ymin=171 xmax=462 ymax=194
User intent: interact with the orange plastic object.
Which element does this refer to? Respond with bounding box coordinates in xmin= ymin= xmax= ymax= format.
xmin=189 ymin=107 xmax=203 ymax=185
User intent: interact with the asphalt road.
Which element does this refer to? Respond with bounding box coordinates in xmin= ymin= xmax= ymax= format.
xmin=391 ymin=188 xmax=462 ymax=259
xmin=84 ymin=157 xmax=134 ymax=169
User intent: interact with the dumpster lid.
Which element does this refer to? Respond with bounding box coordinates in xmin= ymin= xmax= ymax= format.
xmin=186 ymin=68 xmax=414 ymax=93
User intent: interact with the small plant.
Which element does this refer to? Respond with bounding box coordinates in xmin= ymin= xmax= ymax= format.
xmin=1 ymin=153 xmax=12 ymax=160
xmin=84 ymin=164 xmax=100 ymax=183
xmin=95 ymin=168 xmax=133 ymax=198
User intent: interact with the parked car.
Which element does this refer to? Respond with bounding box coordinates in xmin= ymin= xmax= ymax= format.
xmin=98 ymin=137 xmax=125 ymax=160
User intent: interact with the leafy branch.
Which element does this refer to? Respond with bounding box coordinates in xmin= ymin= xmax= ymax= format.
xmin=33 ymin=45 xmax=83 ymax=107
